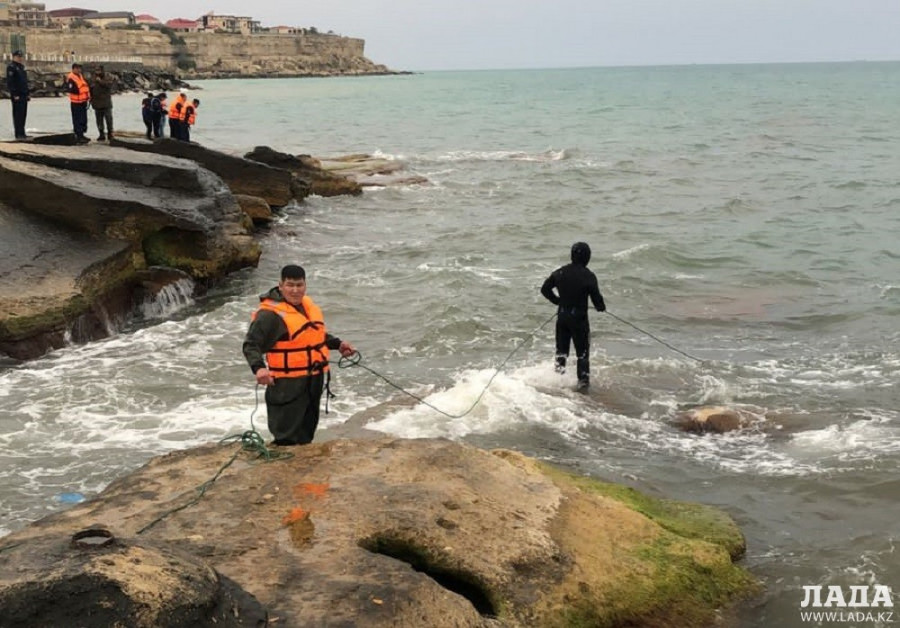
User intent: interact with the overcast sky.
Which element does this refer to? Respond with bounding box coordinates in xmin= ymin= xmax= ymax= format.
xmin=46 ymin=1 xmax=900 ymax=71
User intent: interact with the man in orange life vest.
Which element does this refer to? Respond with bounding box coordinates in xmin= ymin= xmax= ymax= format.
xmin=65 ymin=63 xmax=91 ymax=144
xmin=182 ymin=98 xmax=199 ymax=142
xmin=242 ymin=264 xmax=356 ymax=445
xmin=168 ymin=89 xmax=188 ymax=140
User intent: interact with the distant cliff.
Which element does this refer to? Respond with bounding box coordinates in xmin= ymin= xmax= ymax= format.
xmin=0 ymin=27 xmax=398 ymax=78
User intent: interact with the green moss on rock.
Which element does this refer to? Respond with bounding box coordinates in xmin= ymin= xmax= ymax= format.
xmin=532 ymin=462 xmax=760 ymax=628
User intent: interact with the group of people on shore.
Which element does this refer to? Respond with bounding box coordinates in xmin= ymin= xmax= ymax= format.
xmin=141 ymin=90 xmax=200 ymax=142
xmin=6 ymin=53 xmax=198 ymax=143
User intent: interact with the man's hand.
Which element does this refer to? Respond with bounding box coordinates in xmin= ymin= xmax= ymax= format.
xmin=255 ymin=367 xmax=275 ymax=386
xmin=338 ymin=341 xmax=356 ymax=358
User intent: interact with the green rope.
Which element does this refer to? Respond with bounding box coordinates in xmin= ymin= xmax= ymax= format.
xmin=136 ymin=385 xmax=290 ymax=535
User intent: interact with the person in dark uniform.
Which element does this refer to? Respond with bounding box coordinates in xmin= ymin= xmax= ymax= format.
xmin=141 ymin=92 xmax=154 ymax=139
xmin=152 ymin=93 xmax=167 ymax=138
xmin=6 ymin=50 xmax=30 ymax=140
xmin=242 ymin=264 xmax=356 ymax=445
xmin=88 ymin=65 xmax=114 ymax=141
xmin=541 ymin=242 xmax=606 ymax=389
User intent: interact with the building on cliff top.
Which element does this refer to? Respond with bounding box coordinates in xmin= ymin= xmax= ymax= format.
xmin=135 ymin=13 xmax=160 ymax=26
xmin=46 ymin=8 xmax=95 ymax=27
xmin=8 ymin=0 xmax=48 ymax=27
xmin=82 ymin=11 xmax=134 ymax=28
xmin=164 ymin=17 xmax=199 ymax=32
xmin=200 ymin=11 xmax=259 ymax=35
xmin=269 ymin=25 xmax=303 ymax=34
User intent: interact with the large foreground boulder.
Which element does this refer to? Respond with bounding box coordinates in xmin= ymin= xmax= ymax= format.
xmin=0 ymin=141 xmax=260 ymax=360
xmin=0 ymin=438 xmax=758 ymax=626
xmin=0 ymin=529 xmax=267 ymax=627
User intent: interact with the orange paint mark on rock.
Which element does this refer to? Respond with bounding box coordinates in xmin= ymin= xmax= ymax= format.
xmin=282 ymin=507 xmax=308 ymax=526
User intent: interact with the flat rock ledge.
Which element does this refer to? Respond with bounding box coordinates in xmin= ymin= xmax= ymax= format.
xmin=0 ymin=437 xmax=758 ymax=627
xmin=0 ymin=138 xmax=267 ymax=361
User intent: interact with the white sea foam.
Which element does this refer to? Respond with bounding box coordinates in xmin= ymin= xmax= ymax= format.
xmin=365 ymin=365 xmax=588 ymax=439
xmin=879 ymin=284 xmax=899 ymax=299
xmin=140 ymin=278 xmax=195 ymax=320
xmin=611 ymin=243 xmax=652 ymax=260
xmin=415 ymin=261 xmax=511 ymax=284
xmin=790 ymin=411 xmax=900 ymax=461
xmin=435 ymin=148 xmax=569 ymax=163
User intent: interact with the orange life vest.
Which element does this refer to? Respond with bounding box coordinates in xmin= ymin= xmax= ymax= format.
xmin=253 ymin=296 xmax=330 ymax=378
xmin=186 ymin=105 xmax=197 ymax=126
xmin=66 ymin=72 xmax=90 ymax=104
xmin=169 ymin=94 xmax=187 ymax=121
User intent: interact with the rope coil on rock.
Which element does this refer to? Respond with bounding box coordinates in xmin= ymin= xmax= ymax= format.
xmin=136 ymin=386 xmax=290 ymax=535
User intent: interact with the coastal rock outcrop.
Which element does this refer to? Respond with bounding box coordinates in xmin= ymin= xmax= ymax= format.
xmin=0 ymin=140 xmax=259 ymax=361
xmin=110 ymin=137 xmax=299 ymax=207
xmin=0 ymin=437 xmax=757 ymax=626
xmin=244 ymin=145 xmax=363 ymax=197
xmin=244 ymin=146 xmax=429 ymax=193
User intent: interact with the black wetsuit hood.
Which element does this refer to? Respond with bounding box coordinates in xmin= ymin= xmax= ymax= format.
xmin=571 ymin=242 xmax=591 ymax=265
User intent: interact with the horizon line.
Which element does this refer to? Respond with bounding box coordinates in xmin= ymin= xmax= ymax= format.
xmin=392 ymin=58 xmax=900 ymax=73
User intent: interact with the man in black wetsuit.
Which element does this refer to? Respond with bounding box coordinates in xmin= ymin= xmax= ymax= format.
xmin=541 ymin=242 xmax=606 ymax=390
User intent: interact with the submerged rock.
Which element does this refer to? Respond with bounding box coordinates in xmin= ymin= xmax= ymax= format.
xmin=673 ymin=406 xmax=757 ymax=434
xmin=318 ymin=153 xmax=430 ymax=187
xmin=0 ymin=437 xmax=758 ymax=626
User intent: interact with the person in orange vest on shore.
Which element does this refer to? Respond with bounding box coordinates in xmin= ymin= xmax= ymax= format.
xmin=182 ymin=98 xmax=200 ymax=142
xmin=168 ymin=89 xmax=188 ymax=140
xmin=242 ymin=264 xmax=356 ymax=446
xmin=65 ymin=62 xmax=91 ymax=144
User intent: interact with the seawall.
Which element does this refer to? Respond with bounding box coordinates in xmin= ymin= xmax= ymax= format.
xmin=0 ymin=27 xmax=394 ymax=77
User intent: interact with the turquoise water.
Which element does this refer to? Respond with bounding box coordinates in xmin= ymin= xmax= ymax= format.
xmin=4 ymin=64 xmax=900 ymax=625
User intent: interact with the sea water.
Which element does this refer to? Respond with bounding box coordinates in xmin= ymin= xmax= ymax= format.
xmin=3 ymin=64 xmax=899 ymax=625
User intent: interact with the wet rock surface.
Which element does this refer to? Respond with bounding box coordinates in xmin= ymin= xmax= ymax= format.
xmin=673 ymin=405 xmax=758 ymax=434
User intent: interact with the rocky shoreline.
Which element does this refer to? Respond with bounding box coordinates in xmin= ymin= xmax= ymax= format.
xmin=0 ymin=437 xmax=758 ymax=627
xmin=0 ymin=136 xmax=411 ymax=362
xmin=0 ymin=66 xmax=192 ymax=100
